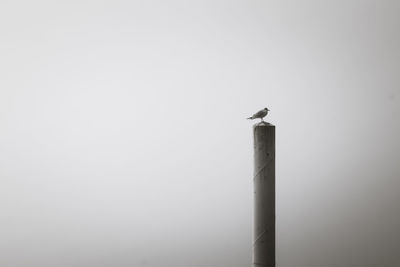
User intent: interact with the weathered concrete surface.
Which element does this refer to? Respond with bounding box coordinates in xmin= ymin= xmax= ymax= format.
xmin=253 ymin=122 xmax=275 ymax=267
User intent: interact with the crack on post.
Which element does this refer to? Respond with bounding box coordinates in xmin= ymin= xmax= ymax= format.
xmin=253 ymin=229 xmax=267 ymax=246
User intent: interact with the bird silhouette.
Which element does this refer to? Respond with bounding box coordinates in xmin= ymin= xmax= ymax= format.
xmin=247 ymin=108 xmax=270 ymax=122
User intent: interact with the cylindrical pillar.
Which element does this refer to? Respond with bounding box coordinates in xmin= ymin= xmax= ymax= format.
xmin=253 ymin=122 xmax=275 ymax=267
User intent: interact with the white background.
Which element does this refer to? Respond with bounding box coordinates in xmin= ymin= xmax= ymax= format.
xmin=1 ymin=1 xmax=399 ymax=266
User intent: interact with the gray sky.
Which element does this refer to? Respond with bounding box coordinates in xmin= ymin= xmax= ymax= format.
xmin=0 ymin=1 xmax=399 ymax=266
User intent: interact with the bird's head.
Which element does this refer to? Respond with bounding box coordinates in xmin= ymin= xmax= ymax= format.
xmin=264 ymin=108 xmax=270 ymax=111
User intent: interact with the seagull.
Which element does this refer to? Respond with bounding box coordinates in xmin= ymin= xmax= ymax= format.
xmin=247 ymin=108 xmax=270 ymax=122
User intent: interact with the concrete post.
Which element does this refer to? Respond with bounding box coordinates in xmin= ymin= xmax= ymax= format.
xmin=253 ymin=122 xmax=275 ymax=267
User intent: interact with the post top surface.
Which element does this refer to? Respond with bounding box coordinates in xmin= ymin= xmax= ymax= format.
xmin=253 ymin=121 xmax=275 ymax=128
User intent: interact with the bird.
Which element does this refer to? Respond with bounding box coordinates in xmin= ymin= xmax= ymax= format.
xmin=247 ymin=108 xmax=270 ymax=122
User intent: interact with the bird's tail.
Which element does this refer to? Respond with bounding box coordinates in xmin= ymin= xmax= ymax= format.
xmin=247 ymin=117 xmax=253 ymax=120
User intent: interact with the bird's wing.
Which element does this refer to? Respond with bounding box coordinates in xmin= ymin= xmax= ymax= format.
xmin=252 ymin=110 xmax=265 ymax=118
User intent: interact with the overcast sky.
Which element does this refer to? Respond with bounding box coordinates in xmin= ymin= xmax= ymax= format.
xmin=0 ymin=1 xmax=399 ymax=267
